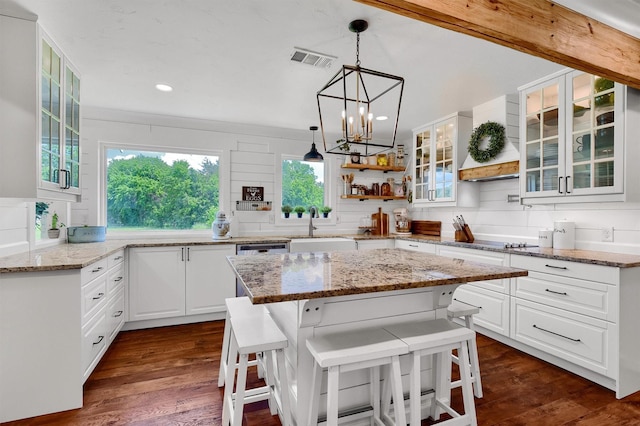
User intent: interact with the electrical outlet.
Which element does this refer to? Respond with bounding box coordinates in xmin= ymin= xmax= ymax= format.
xmin=269 ymin=214 xmax=275 ymax=224
xmin=602 ymin=226 xmax=614 ymax=242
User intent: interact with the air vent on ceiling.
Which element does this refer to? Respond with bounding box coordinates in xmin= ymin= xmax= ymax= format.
xmin=290 ymin=47 xmax=336 ymax=69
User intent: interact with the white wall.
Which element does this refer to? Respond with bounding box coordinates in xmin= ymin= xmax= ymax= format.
xmin=76 ymin=108 xmax=407 ymax=238
xmin=411 ymin=177 xmax=640 ymax=255
xmin=2 ymin=106 xmax=638 ymax=255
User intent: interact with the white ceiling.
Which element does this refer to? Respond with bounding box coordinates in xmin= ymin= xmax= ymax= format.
xmin=2 ymin=0 xmax=639 ymax=142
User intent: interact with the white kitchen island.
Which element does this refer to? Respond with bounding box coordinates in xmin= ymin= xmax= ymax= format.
xmin=227 ymin=248 xmax=528 ymax=425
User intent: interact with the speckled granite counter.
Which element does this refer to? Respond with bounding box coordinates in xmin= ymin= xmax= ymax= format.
xmin=2 ymin=233 xmax=639 ymax=273
xmin=227 ymin=248 xmax=528 ymax=304
xmin=397 ymin=235 xmax=640 ymax=268
xmin=0 ymin=237 xmax=290 ymax=273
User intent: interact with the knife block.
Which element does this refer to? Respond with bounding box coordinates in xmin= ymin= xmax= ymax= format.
xmin=454 ymin=225 xmax=475 ymax=243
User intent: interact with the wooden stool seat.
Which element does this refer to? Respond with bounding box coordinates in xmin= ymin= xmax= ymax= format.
xmin=218 ymin=297 xmax=269 ymax=387
xmin=306 ymin=327 xmax=409 ymax=426
xmin=384 ymin=318 xmax=478 ymax=426
xmin=221 ymin=314 xmax=292 ymax=426
xmin=447 ymin=300 xmax=483 ymax=398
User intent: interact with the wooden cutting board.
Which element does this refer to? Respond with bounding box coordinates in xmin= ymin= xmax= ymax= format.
xmin=371 ymin=207 xmax=389 ymax=236
xmin=410 ymin=220 xmax=441 ymax=236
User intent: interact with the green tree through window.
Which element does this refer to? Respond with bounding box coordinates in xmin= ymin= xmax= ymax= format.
xmin=106 ymin=149 xmax=219 ymax=230
xmin=282 ymin=159 xmax=324 ymax=209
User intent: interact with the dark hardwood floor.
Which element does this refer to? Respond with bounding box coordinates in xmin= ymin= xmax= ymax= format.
xmin=3 ymin=320 xmax=640 ymax=425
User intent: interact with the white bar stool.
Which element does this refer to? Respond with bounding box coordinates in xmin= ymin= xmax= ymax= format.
xmin=384 ymin=318 xmax=478 ymax=426
xmin=447 ymin=300 xmax=483 ymax=398
xmin=306 ymin=327 xmax=408 ymax=426
xmin=218 ymin=297 xmax=268 ymax=388
xmin=221 ymin=314 xmax=292 ymax=426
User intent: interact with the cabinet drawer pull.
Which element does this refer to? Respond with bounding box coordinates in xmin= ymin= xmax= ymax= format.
xmin=92 ymin=267 xmax=104 ymax=273
xmin=453 ymin=298 xmax=482 ymax=310
xmin=544 ymin=264 xmax=568 ymax=270
xmin=533 ymin=324 xmax=581 ymax=342
xmin=409 ymin=244 xmax=418 ymax=248
xmin=545 ymin=288 xmax=568 ymax=296
xmin=92 ymin=292 xmax=105 ymax=300
xmin=114 ymin=256 xmax=123 ymax=261
xmin=114 ymin=277 xmax=123 ymax=282
xmin=113 ymin=310 xmax=123 ymax=318
xmin=92 ymin=335 xmax=104 ymax=345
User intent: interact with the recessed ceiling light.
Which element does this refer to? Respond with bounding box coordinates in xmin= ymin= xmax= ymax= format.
xmin=155 ymin=83 xmax=173 ymax=92
xmin=376 ymin=116 xmax=388 ymax=121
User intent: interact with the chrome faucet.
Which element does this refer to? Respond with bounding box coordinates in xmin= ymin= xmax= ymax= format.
xmin=308 ymin=206 xmax=318 ymax=237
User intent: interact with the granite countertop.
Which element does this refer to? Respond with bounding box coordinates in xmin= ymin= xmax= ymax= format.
xmin=227 ymin=248 xmax=529 ymax=304
xmin=1 ymin=233 xmax=639 ymax=273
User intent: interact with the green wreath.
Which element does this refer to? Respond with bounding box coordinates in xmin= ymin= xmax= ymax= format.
xmin=468 ymin=121 xmax=506 ymax=163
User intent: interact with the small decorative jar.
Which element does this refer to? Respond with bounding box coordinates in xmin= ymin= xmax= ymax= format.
xmin=396 ymin=144 xmax=405 ymax=167
xmin=377 ymin=153 xmax=388 ymax=166
xmin=387 ymin=152 xmax=396 ymax=167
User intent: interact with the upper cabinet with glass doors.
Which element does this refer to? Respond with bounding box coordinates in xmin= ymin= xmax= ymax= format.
xmin=520 ymin=68 xmax=640 ymax=204
xmin=0 ymin=15 xmax=81 ymax=201
xmin=412 ymin=113 xmax=478 ymax=207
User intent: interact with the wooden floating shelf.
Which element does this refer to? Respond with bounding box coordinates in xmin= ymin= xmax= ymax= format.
xmin=341 ymin=164 xmax=406 ymax=173
xmin=341 ymin=195 xmax=406 ymax=201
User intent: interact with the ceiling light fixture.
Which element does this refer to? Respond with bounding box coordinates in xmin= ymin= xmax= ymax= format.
xmin=155 ymin=83 xmax=173 ymax=92
xmin=303 ymin=125 xmax=324 ymax=162
xmin=317 ymin=19 xmax=404 ymax=156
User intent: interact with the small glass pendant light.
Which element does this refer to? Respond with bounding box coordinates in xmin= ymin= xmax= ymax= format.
xmin=303 ymin=125 xmax=324 ymax=162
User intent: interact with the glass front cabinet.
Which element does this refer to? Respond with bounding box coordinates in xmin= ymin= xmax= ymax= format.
xmin=519 ymin=69 xmax=640 ymax=204
xmin=0 ymin=15 xmax=81 ymax=201
xmin=412 ymin=113 xmax=477 ymax=207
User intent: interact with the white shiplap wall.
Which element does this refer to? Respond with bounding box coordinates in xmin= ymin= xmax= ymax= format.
xmin=2 ymin=106 xmax=638 ymax=256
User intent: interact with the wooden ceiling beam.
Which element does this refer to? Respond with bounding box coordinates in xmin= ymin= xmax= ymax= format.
xmin=355 ymin=0 xmax=640 ymax=89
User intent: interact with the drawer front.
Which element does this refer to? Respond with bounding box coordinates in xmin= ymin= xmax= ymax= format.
xmin=107 ymin=287 xmax=125 ymax=342
xmin=107 ymin=249 xmax=125 ymax=269
xmin=82 ymin=309 xmax=108 ymax=381
xmin=511 ymin=254 xmax=618 ymax=285
xmin=81 ymin=258 xmax=108 ymax=284
xmin=515 ymin=271 xmax=616 ymax=321
xmin=438 ymin=246 xmax=510 ymax=294
xmin=82 ymin=275 xmax=107 ymax=324
xmin=395 ymin=239 xmax=436 ymax=253
xmin=107 ymin=262 xmax=125 ymax=295
xmin=511 ymin=298 xmax=613 ymax=377
xmin=453 ymin=285 xmax=509 ymax=336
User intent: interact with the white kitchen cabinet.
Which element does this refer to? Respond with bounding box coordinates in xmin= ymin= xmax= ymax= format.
xmin=0 ymin=15 xmax=81 ymax=201
xmin=436 ymin=245 xmax=511 ymax=336
xmin=394 ymin=239 xmax=436 ymax=253
xmin=510 ymin=254 xmax=640 ymax=398
xmin=128 ymin=245 xmax=235 ymax=322
xmin=519 ymin=68 xmax=640 ymax=204
xmin=129 ymin=246 xmax=187 ymax=321
xmin=0 ymin=253 xmax=123 ymax=422
xmin=411 ymin=113 xmax=478 ymax=207
xmin=185 ymin=245 xmax=235 ymax=315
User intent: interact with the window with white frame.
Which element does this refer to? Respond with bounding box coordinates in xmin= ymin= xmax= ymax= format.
xmin=105 ymin=147 xmax=220 ymax=231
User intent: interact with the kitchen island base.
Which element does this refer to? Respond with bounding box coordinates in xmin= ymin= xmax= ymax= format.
xmin=267 ymin=286 xmax=460 ymax=424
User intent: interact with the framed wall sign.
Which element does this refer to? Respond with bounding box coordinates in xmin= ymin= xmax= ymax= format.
xmin=242 ymin=186 xmax=264 ymax=201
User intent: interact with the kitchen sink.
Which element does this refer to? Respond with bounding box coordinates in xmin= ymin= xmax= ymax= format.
xmin=289 ymin=237 xmax=356 ymax=253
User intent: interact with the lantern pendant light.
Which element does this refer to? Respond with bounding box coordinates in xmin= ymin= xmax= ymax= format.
xmin=317 ymin=19 xmax=404 ymax=157
xmin=303 ymin=125 xmax=324 ymax=162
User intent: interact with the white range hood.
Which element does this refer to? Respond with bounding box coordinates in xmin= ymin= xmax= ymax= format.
xmin=459 ymin=94 xmax=520 ymax=181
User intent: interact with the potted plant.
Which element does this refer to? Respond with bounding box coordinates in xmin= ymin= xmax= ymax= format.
xmin=294 ymin=206 xmax=305 ymax=218
xmin=320 ymin=206 xmax=332 ymax=218
xmin=281 ymin=205 xmax=293 ymax=218
xmin=337 ymin=139 xmax=352 ymax=164
xmin=48 ymin=212 xmax=65 ymax=239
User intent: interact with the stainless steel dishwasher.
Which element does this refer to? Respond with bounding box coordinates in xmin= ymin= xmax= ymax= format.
xmin=235 ymin=242 xmax=289 ymax=296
